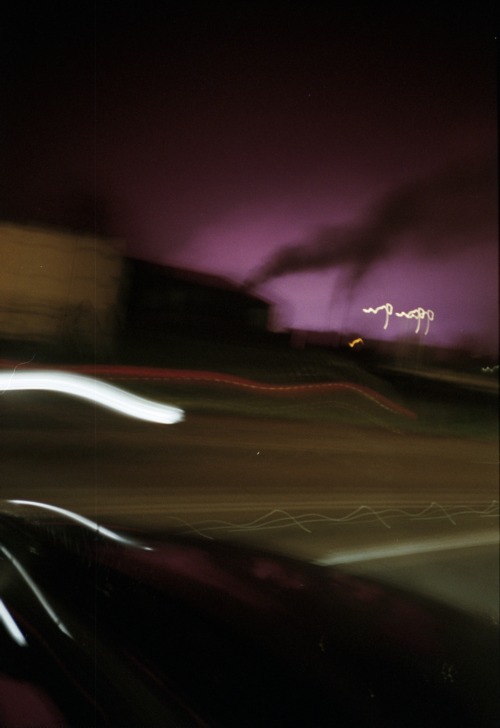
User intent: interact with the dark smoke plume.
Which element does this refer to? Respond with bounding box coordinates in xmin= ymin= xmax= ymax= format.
xmin=246 ymin=155 xmax=496 ymax=290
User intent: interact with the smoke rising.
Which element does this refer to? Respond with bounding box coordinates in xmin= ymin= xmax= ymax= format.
xmin=247 ymin=156 xmax=496 ymax=290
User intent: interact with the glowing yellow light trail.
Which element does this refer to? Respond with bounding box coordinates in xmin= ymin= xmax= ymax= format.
xmin=348 ymin=338 xmax=364 ymax=348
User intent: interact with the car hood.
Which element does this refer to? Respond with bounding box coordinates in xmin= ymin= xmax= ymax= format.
xmin=0 ymin=502 xmax=498 ymax=727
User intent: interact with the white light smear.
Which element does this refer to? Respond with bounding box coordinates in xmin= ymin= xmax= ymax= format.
xmin=0 ymin=370 xmax=184 ymax=424
xmin=8 ymin=500 xmax=152 ymax=550
xmin=0 ymin=598 xmax=27 ymax=646
xmin=317 ymin=531 xmax=499 ymax=566
xmin=0 ymin=546 xmax=72 ymax=638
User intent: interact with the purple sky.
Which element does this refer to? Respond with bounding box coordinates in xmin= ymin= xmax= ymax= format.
xmin=2 ymin=4 xmax=498 ymax=354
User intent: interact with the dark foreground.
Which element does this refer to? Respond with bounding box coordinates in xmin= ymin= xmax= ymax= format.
xmin=1 ymin=504 xmax=498 ymax=728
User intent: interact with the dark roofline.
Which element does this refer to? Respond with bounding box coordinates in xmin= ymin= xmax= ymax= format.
xmin=126 ymin=256 xmax=271 ymax=305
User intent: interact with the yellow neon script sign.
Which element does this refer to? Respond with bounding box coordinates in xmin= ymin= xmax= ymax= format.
xmin=362 ymin=303 xmax=434 ymax=335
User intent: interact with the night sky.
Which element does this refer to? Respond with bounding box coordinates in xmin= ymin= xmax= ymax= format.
xmin=2 ymin=3 xmax=498 ymax=354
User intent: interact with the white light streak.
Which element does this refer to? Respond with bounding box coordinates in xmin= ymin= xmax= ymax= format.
xmin=8 ymin=500 xmax=152 ymax=549
xmin=0 ymin=546 xmax=72 ymax=638
xmin=0 ymin=370 xmax=184 ymax=424
xmin=0 ymin=598 xmax=27 ymax=646
xmin=317 ymin=531 xmax=499 ymax=566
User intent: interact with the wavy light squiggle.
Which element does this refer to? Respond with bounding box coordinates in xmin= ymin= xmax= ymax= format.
xmin=162 ymin=501 xmax=499 ymax=539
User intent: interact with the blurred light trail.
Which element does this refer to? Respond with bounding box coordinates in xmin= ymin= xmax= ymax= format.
xmin=0 ymin=361 xmax=416 ymax=418
xmin=0 ymin=546 xmax=72 ymax=638
xmin=362 ymin=303 xmax=394 ymax=330
xmin=8 ymin=501 xmax=151 ymax=550
xmin=317 ymin=530 xmax=499 ymax=566
xmin=0 ymin=598 xmax=27 ymax=646
xmin=481 ymin=365 xmax=499 ymax=374
xmin=348 ymin=338 xmax=364 ymax=348
xmin=362 ymin=303 xmax=435 ymax=335
xmin=0 ymin=370 xmax=184 ymax=424
xmin=395 ymin=307 xmax=434 ymax=335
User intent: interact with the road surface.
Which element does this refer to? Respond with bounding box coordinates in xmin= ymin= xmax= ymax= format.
xmin=2 ymin=385 xmax=498 ymax=616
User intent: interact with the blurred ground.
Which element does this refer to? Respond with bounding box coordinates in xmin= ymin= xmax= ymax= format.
xmin=1 ymin=341 xmax=498 ymax=617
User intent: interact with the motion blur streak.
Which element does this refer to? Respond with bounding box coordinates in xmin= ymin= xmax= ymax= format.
xmin=348 ymin=338 xmax=364 ymax=348
xmin=0 ymin=370 xmax=184 ymax=424
xmin=0 ymin=598 xmax=27 ymax=646
xmin=0 ymin=363 xmax=416 ymax=418
xmin=0 ymin=546 xmax=72 ymax=638
xmin=8 ymin=501 xmax=152 ymax=550
xmin=317 ymin=531 xmax=499 ymax=566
